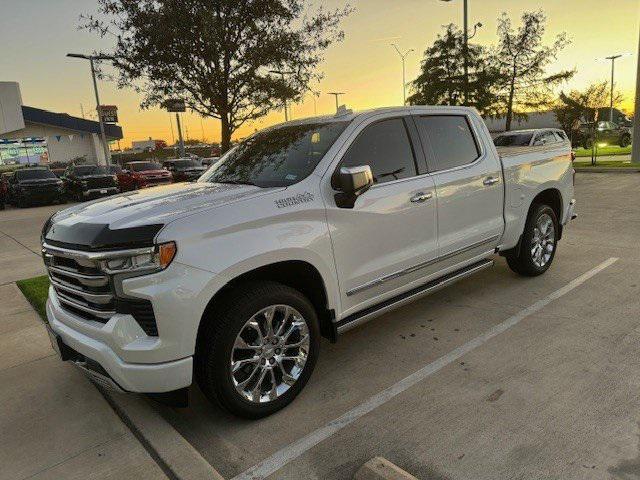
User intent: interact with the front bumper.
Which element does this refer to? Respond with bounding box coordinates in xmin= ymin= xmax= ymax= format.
xmin=46 ymin=293 xmax=192 ymax=393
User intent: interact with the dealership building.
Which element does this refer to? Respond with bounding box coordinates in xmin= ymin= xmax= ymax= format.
xmin=0 ymin=82 xmax=123 ymax=166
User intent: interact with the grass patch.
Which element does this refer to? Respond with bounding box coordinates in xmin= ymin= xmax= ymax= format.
xmin=574 ymin=145 xmax=632 ymax=157
xmin=16 ymin=275 xmax=50 ymax=321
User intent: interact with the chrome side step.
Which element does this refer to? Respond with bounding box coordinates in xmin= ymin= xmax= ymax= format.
xmin=336 ymin=258 xmax=494 ymax=335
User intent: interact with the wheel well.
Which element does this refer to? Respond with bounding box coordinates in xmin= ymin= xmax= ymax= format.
xmin=199 ymin=261 xmax=335 ymax=343
xmin=531 ymin=188 xmax=563 ymax=238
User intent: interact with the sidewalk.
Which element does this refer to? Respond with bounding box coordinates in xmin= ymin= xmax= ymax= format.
xmin=0 ymin=282 xmax=168 ymax=480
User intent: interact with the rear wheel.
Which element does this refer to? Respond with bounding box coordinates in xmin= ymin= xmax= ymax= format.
xmin=506 ymin=204 xmax=558 ymax=277
xmin=620 ymin=135 xmax=630 ymax=148
xmin=195 ymin=281 xmax=320 ymax=418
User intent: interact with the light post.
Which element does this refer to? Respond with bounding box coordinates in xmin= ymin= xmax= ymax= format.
xmin=605 ymin=54 xmax=623 ymax=122
xmin=632 ymin=30 xmax=640 ymax=164
xmin=391 ymin=44 xmax=414 ymax=105
xmin=440 ymin=0 xmax=480 ymax=105
xmin=269 ymin=70 xmax=295 ymax=121
xmin=67 ymin=53 xmax=114 ymax=164
xmin=328 ymin=92 xmax=346 ymax=113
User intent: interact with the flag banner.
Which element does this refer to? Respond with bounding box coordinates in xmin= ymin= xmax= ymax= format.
xmin=55 ymin=135 xmax=62 ymax=142
xmin=68 ymin=134 xmax=74 ymax=142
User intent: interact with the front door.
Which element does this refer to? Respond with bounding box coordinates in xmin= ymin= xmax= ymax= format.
xmin=325 ymin=115 xmax=439 ymax=317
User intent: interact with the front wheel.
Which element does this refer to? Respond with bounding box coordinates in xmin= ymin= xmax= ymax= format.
xmin=506 ymin=204 xmax=559 ymax=277
xmin=195 ymin=281 xmax=320 ymax=418
xmin=620 ymin=135 xmax=630 ymax=148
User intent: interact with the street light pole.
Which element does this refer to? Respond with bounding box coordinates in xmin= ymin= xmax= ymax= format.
xmin=328 ymin=92 xmax=346 ymax=113
xmin=605 ymin=54 xmax=623 ymax=122
xmin=269 ymin=70 xmax=295 ymax=122
xmin=391 ymin=44 xmax=414 ymax=105
xmin=67 ymin=53 xmax=114 ymax=164
xmin=632 ymin=30 xmax=640 ymax=164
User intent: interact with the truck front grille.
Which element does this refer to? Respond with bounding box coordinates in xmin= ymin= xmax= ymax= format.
xmin=42 ymin=244 xmax=158 ymax=336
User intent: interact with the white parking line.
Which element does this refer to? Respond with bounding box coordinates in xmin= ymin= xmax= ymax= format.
xmin=232 ymin=257 xmax=619 ymax=480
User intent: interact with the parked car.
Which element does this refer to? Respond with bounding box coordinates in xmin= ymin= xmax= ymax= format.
xmin=118 ymin=161 xmax=173 ymax=191
xmin=575 ymin=121 xmax=632 ymax=149
xmin=51 ymin=168 xmax=66 ymax=178
xmin=42 ymin=106 xmax=575 ymax=418
xmin=493 ymin=128 xmax=570 ymax=148
xmin=62 ymin=164 xmax=119 ymax=201
xmin=162 ymin=158 xmax=207 ymax=182
xmin=0 ymin=173 xmax=7 ymax=210
xmin=5 ymin=168 xmax=65 ymax=207
xmin=201 ymin=157 xmax=219 ymax=167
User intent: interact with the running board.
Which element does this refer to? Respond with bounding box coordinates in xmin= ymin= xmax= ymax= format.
xmin=335 ymin=258 xmax=494 ymax=335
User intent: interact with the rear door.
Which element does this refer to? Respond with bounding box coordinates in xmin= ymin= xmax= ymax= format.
xmin=413 ymin=113 xmax=504 ymax=263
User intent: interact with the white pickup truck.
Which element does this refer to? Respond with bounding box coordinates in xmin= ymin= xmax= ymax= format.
xmin=42 ymin=106 xmax=575 ymax=417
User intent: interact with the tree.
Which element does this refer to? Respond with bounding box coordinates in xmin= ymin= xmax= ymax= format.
xmin=555 ymin=82 xmax=624 ymax=139
xmin=83 ymin=0 xmax=351 ymax=152
xmin=494 ymin=10 xmax=574 ymax=131
xmin=407 ymin=24 xmax=500 ymax=116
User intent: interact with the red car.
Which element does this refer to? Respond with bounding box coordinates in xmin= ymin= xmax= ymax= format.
xmin=118 ymin=161 xmax=173 ymax=191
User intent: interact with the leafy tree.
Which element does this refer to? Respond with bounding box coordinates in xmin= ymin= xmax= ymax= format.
xmin=83 ymin=0 xmax=351 ymax=152
xmin=555 ymin=82 xmax=623 ymax=139
xmin=407 ymin=24 xmax=500 ymax=116
xmin=494 ymin=10 xmax=574 ymax=131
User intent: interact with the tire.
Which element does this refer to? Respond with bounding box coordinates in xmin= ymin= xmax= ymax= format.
xmin=620 ymin=135 xmax=630 ymax=148
xmin=506 ymin=204 xmax=559 ymax=277
xmin=195 ymin=281 xmax=320 ymax=418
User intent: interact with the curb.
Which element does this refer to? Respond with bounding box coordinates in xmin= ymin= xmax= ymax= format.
xmin=574 ymin=167 xmax=640 ymax=173
xmin=100 ymin=388 xmax=225 ymax=480
xmin=354 ymin=457 xmax=418 ymax=480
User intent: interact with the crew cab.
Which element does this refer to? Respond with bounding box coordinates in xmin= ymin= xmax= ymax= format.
xmin=6 ymin=168 xmax=65 ymax=207
xmin=42 ymin=106 xmax=575 ymax=418
xmin=162 ymin=158 xmax=207 ymax=182
xmin=119 ymin=161 xmax=173 ymax=190
xmin=62 ymin=164 xmax=119 ymax=201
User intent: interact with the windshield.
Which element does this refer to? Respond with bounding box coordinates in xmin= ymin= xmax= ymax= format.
xmin=199 ymin=121 xmax=349 ymax=187
xmin=128 ymin=162 xmax=162 ymax=172
xmin=168 ymin=159 xmax=202 ymax=168
xmin=16 ymin=169 xmax=57 ymax=180
xmin=75 ymin=165 xmax=108 ymax=176
xmin=493 ymin=133 xmax=533 ymax=147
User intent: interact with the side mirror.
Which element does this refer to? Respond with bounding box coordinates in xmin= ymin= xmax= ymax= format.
xmin=333 ymin=165 xmax=374 ymax=208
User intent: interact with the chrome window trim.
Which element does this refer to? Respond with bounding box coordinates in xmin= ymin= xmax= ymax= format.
xmin=346 ymin=235 xmax=500 ymax=296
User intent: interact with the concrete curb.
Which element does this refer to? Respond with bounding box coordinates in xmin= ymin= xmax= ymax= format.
xmin=354 ymin=457 xmax=418 ymax=480
xmin=574 ymin=167 xmax=640 ymax=173
xmin=100 ymin=388 xmax=225 ymax=480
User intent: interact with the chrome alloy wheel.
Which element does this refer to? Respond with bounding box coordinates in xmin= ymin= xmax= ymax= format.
xmin=230 ymin=305 xmax=310 ymax=403
xmin=531 ymin=213 xmax=555 ymax=268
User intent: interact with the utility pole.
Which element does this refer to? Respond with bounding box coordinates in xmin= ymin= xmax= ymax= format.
xmin=605 ymin=54 xmax=623 ymax=122
xmin=632 ymin=30 xmax=640 ymax=164
xmin=328 ymin=92 xmax=345 ymax=113
xmin=67 ymin=53 xmax=114 ymax=164
xmin=391 ymin=44 xmax=414 ymax=105
xmin=269 ymin=70 xmax=295 ymax=121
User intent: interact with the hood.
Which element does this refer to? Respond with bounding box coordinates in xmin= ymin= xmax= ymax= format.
xmin=136 ymin=169 xmax=170 ymax=176
xmin=19 ymin=178 xmax=62 ymax=186
xmin=44 ymin=182 xmax=280 ymax=251
xmin=77 ymin=174 xmax=115 ymax=180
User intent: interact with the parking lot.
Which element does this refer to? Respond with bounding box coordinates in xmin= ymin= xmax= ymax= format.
xmin=2 ymin=173 xmax=640 ymax=480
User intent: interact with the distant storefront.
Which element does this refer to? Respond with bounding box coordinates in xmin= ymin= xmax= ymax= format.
xmin=0 ymin=82 xmax=123 ymax=166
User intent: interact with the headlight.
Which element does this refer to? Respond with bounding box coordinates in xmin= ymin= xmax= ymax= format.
xmin=100 ymin=241 xmax=177 ymax=274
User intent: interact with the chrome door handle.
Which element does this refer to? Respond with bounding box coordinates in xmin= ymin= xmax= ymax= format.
xmin=483 ymin=176 xmax=500 ymax=186
xmin=410 ymin=192 xmax=433 ymax=203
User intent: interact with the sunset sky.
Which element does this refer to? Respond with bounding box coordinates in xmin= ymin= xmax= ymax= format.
xmin=1 ymin=0 xmax=638 ymax=148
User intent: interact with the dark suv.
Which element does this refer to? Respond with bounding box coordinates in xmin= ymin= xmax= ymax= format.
xmin=162 ymin=158 xmax=207 ymax=182
xmin=576 ymin=121 xmax=632 ymax=149
xmin=62 ymin=164 xmax=120 ymax=201
xmin=6 ymin=168 xmax=65 ymax=207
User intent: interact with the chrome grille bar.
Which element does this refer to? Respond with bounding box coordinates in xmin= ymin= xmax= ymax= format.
xmin=56 ymin=291 xmax=116 ymax=319
xmin=49 ymin=278 xmax=113 ymax=305
xmin=48 ymin=266 xmax=109 ymax=287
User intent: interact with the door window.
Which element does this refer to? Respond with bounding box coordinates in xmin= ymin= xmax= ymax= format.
xmin=340 ymin=118 xmax=417 ymax=184
xmin=416 ymin=115 xmax=480 ymax=172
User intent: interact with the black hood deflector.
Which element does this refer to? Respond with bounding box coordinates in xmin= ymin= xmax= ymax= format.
xmin=44 ymin=221 xmax=163 ymax=251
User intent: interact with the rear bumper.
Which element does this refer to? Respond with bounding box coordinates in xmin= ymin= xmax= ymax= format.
xmin=46 ymin=297 xmax=193 ymax=393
